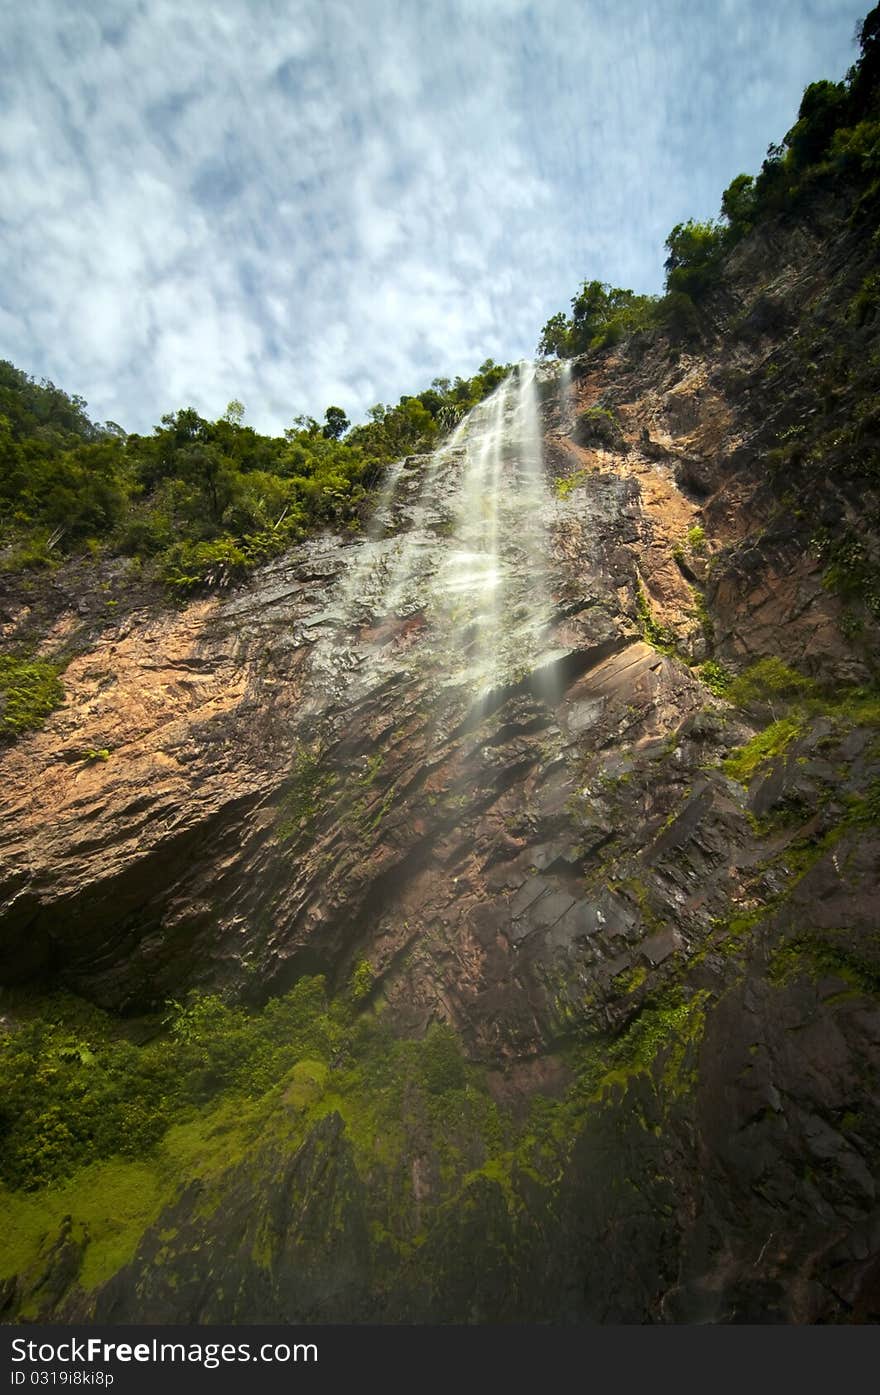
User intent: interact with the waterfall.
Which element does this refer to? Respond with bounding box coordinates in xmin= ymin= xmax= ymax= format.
xmin=315 ymin=362 xmax=558 ymax=709
xmin=333 ymin=458 xmax=404 ymax=618
xmin=558 ymin=360 xmax=575 ymax=434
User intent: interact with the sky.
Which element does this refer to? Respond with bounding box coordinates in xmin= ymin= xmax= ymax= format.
xmin=0 ymin=0 xmax=868 ymax=436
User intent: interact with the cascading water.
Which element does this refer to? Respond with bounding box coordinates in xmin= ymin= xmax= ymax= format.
xmin=333 ymin=458 xmax=404 ymax=618
xmin=557 ymin=360 xmax=575 ymax=434
xmin=312 ymin=361 xmax=565 ymax=713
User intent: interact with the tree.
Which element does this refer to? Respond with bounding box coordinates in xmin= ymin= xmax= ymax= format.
xmin=286 ymin=414 xmax=320 ymax=438
xmin=783 ymin=80 xmax=848 ymax=170
xmin=322 ymin=405 xmax=350 ymax=440
xmin=537 ymin=310 xmax=572 ymax=358
xmin=849 ymin=4 xmax=880 ymax=118
xmin=720 ymin=173 xmax=757 ymax=240
xmin=664 ymin=220 xmax=725 ymax=299
xmin=537 ymin=282 xmax=657 ymax=358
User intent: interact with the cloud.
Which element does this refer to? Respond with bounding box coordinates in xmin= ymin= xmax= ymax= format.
xmin=0 ymin=0 xmax=866 ymax=434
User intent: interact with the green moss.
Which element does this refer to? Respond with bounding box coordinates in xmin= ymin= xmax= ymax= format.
xmin=602 ymin=990 xmax=708 ymax=1093
xmin=845 ymin=778 xmax=880 ymax=827
xmin=723 ymin=683 xmax=880 ymax=786
xmin=574 ymin=404 xmax=620 ymax=448
xmin=727 ymin=657 xmax=817 ymax=711
xmin=635 ymin=579 xmax=679 ymax=655
xmin=849 ymin=270 xmax=880 ymax=326
xmin=0 ymin=964 xmax=718 ymax=1314
xmin=611 ymin=964 xmax=648 ymax=995
xmin=723 ymin=713 xmax=805 ymax=783
xmin=609 ymin=875 xmax=662 ymax=931
xmin=162 ymin=1094 xmax=286 ymax=1189
xmin=811 ymin=519 xmax=880 ymax=618
xmin=823 ymin=687 xmax=880 ymax=728
xmin=0 ymin=978 xmax=348 ymax=1191
xmin=769 ymin=934 xmax=880 ymax=996
xmin=0 ymin=1159 xmax=166 ymax=1290
xmin=276 ymin=746 xmax=333 ymax=842
xmin=0 ymin=655 xmax=64 ymax=738
xmin=686 ymin=525 xmax=706 ymax=554
xmin=357 ymin=751 xmax=384 ymax=789
xmin=462 ymin=1155 xmax=517 ymax=1211
xmin=417 ymin=1024 xmax=468 ymax=1094
xmin=554 ymin=987 xmax=710 ymax=1123
xmin=358 ymin=781 xmax=397 ymax=838
xmin=282 ymin=1059 xmax=329 ymax=1110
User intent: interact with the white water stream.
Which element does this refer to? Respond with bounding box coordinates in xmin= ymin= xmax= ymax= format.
xmin=313 ymin=362 xmax=565 ymax=708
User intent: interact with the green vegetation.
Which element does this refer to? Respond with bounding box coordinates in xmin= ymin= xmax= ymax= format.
xmin=348 ymin=959 xmax=375 ymax=1004
xmin=0 ymin=957 xmax=714 ymax=1305
xmin=726 ymin=656 xmax=817 ymax=713
xmin=850 ymin=270 xmax=880 ymax=326
xmin=723 ymin=668 xmax=880 ymax=785
xmin=690 ymin=585 xmax=714 ymax=646
xmin=0 ymin=358 xmax=510 ymax=599
xmin=276 ymin=746 xmax=335 ymax=842
xmin=537 ymin=7 xmax=880 ymax=358
xmin=0 ymin=980 xmax=342 ymax=1190
xmin=537 ymin=281 xmax=658 ymax=358
xmin=554 ymin=467 xmax=592 ymax=498
xmin=664 ymin=219 xmax=726 ymax=300
xmin=611 ymin=964 xmax=648 ymax=995
xmin=0 ymin=980 xmax=519 ymax=1198
xmin=1 ymin=1158 xmax=167 ymax=1301
xmin=723 ymin=712 xmax=805 ymax=784
xmin=0 ymin=655 xmax=65 ymax=739
xmin=563 ymin=986 xmax=709 ymax=1104
xmin=813 ymin=525 xmax=880 ymax=618
xmin=697 ymin=659 xmax=733 ymax=696
xmin=573 ymin=404 xmax=620 ymax=448
xmin=769 ymin=933 xmax=880 ymax=996
xmin=635 ymin=579 xmax=679 ymax=655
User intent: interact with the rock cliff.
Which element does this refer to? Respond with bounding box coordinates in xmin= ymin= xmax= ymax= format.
xmin=1 ymin=180 xmax=879 ymax=1323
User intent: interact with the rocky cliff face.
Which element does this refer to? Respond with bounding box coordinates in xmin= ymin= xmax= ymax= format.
xmin=1 ymin=184 xmax=879 ymax=1323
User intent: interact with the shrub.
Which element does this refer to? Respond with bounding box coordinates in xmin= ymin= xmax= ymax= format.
xmin=349 ymin=960 xmax=375 ymax=1004
xmin=0 ymin=979 xmax=348 ymax=1190
xmin=635 ymin=579 xmax=679 ymax=654
xmin=697 ymin=659 xmax=732 ymax=696
xmin=0 ymin=656 xmax=64 ymax=739
xmin=654 ymin=291 xmax=701 ymax=343
xmin=160 ymin=537 xmax=251 ymax=596
xmin=727 ymin=657 xmax=816 ymax=712
xmin=573 ymin=405 xmax=621 ymax=449
xmin=0 ymin=533 xmax=61 ymax=573
xmin=418 ymin=1025 xmax=467 ymax=1094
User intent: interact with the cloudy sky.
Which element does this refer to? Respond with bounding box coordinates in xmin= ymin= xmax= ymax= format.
xmin=0 ymin=0 xmax=867 ymax=435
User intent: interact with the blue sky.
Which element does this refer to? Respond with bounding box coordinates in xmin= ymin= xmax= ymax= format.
xmin=0 ymin=0 xmax=867 ymax=435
